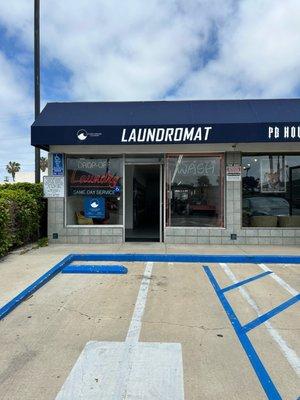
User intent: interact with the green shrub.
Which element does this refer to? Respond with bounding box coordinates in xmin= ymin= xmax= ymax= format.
xmin=0 ymin=183 xmax=47 ymax=257
xmin=0 ymin=197 xmax=13 ymax=257
xmin=0 ymin=181 xmax=46 ymax=223
xmin=0 ymin=189 xmax=39 ymax=248
xmin=0 ymin=182 xmax=43 ymax=204
xmin=37 ymin=237 xmax=48 ymax=247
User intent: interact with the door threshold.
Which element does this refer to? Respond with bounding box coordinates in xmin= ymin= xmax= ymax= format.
xmin=125 ymin=238 xmax=160 ymax=243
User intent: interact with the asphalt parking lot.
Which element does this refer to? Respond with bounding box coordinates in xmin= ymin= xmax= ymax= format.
xmin=0 ymin=244 xmax=299 ymax=399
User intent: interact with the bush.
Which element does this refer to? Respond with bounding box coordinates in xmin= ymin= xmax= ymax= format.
xmin=0 ymin=182 xmax=47 ymax=235
xmin=0 ymin=197 xmax=13 ymax=257
xmin=0 ymin=189 xmax=40 ymax=246
xmin=0 ymin=184 xmax=44 ymax=257
xmin=0 ymin=182 xmax=43 ymax=204
xmin=37 ymin=237 xmax=48 ymax=247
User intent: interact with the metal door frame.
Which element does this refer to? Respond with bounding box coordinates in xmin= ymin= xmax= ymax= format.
xmin=159 ymin=163 xmax=164 ymax=243
xmin=124 ymin=159 xmax=164 ymax=242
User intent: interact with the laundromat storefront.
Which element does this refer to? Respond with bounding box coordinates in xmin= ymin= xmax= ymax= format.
xmin=31 ymin=99 xmax=300 ymax=245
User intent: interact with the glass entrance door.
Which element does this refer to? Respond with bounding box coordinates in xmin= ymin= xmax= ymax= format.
xmin=125 ymin=159 xmax=163 ymax=242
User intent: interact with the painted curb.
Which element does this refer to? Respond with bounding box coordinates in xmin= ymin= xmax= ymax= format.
xmin=61 ymin=264 xmax=128 ymax=274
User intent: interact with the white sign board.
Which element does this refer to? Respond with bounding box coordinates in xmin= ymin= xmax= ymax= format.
xmin=43 ymin=176 xmax=65 ymax=198
xmin=226 ymin=165 xmax=242 ymax=182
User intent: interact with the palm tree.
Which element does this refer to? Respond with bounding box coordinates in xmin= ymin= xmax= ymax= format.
xmin=40 ymin=157 xmax=48 ymax=172
xmin=6 ymin=161 xmax=21 ymax=182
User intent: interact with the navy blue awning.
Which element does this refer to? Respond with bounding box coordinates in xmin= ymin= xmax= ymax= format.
xmin=31 ymin=99 xmax=300 ymax=150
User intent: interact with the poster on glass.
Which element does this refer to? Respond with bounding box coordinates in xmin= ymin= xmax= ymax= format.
xmin=260 ymin=156 xmax=286 ymax=193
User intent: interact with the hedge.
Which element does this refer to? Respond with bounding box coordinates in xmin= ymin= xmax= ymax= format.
xmin=0 ymin=183 xmax=46 ymax=257
xmin=0 ymin=182 xmax=43 ymax=203
xmin=0 ymin=197 xmax=12 ymax=257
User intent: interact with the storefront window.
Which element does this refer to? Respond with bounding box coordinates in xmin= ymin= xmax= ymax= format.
xmin=242 ymin=154 xmax=300 ymax=227
xmin=166 ymin=154 xmax=224 ymax=227
xmin=66 ymin=156 xmax=123 ymax=225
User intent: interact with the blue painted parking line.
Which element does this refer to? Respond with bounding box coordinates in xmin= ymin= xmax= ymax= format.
xmin=71 ymin=253 xmax=300 ymax=264
xmin=243 ymin=294 xmax=300 ymax=333
xmin=0 ymin=254 xmax=73 ymax=321
xmin=1 ymin=252 xmax=300 ymax=321
xmin=203 ymin=265 xmax=282 ymax=400
xmin=61 ymin=264 xmax=128 ymax=274
xmin=222 ymin=271 xmax=272 ymax=293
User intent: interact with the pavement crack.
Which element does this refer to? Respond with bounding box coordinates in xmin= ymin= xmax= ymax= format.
xmin=58 ymin=306 xmax=129 ymax=322
xmin=142 ymin=320 xmax=229 ymax=331
xmin=59 ymin=306 xmax=96 ymax=320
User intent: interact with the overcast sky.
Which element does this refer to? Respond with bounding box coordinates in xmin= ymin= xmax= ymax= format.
xmin=0 ymin=0 xmax=300 ymax=180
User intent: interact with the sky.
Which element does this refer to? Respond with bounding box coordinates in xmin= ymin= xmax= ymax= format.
xmin=0 ymin=0 xmax=300 ymax=180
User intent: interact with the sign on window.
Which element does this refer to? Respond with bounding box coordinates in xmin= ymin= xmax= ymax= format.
xmin=43 ymin=176 xmax=65 ymax=198
xmin=84 ymin=197 xmax=105 ymax=218
xmin=67 ymin=157 xmax=122 ymax=196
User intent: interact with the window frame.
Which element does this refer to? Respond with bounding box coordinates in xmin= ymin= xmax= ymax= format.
xmin=241 ymin=152 xmax=300 ymax=229
xmin=64 ymin=154 xmax=124 ymax=228
xmin=165 ymin=153 xmax=225 ymax=229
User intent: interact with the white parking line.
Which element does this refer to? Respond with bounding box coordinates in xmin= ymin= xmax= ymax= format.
xmin=258 ymin=263 xmax=299 ymax=297
xmin=125 ymin=261 xmax=153 ymax=344
xmin=56 ymin=262 xmax=184 ymax=399
xmin=219 ymin=263 xmax=300 ymax=376
xmin=114 ymin=261 xmax=154 ymax=398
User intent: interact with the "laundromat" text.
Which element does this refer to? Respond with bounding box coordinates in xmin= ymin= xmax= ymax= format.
xmin=121 ymin=126 xmax=212 ymax=143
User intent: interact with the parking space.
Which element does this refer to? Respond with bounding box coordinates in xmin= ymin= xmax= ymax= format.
xmin=0 ymin=252 xmax=66 ymax=306
xmin=0 ymin=248 xmax=299 ymax=399
xmin=1 ymin=262 xmax=145 ymax=399
xmin=141 ymin=262 xmax=265 ymax=400
xmin=204 ymin=262 xmax=299 ymax=400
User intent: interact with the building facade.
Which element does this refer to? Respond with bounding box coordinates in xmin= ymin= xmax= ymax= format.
xmin=31 ymin=99 xmax=300 ymax=245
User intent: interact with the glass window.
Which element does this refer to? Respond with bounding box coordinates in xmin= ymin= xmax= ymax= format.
xmin=166 ymin=154 xmax=224 ymax=227
xmin=242 ymin=154 xmax=300 ymax=227
xmin=66 ymin=156 xmax=123 ymax=225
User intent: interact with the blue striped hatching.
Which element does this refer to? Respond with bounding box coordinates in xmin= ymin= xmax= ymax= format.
xmin=243 ymin=294 xmax=300 ymax=333
xmin=203 ymin=265 xmax=282 ymax=400
xmin=221 ymin=271 xmax=272 ymax=293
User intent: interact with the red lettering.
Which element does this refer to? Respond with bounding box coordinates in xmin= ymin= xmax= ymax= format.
xmin=70 ymin=170 xmax=120 ymax=188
